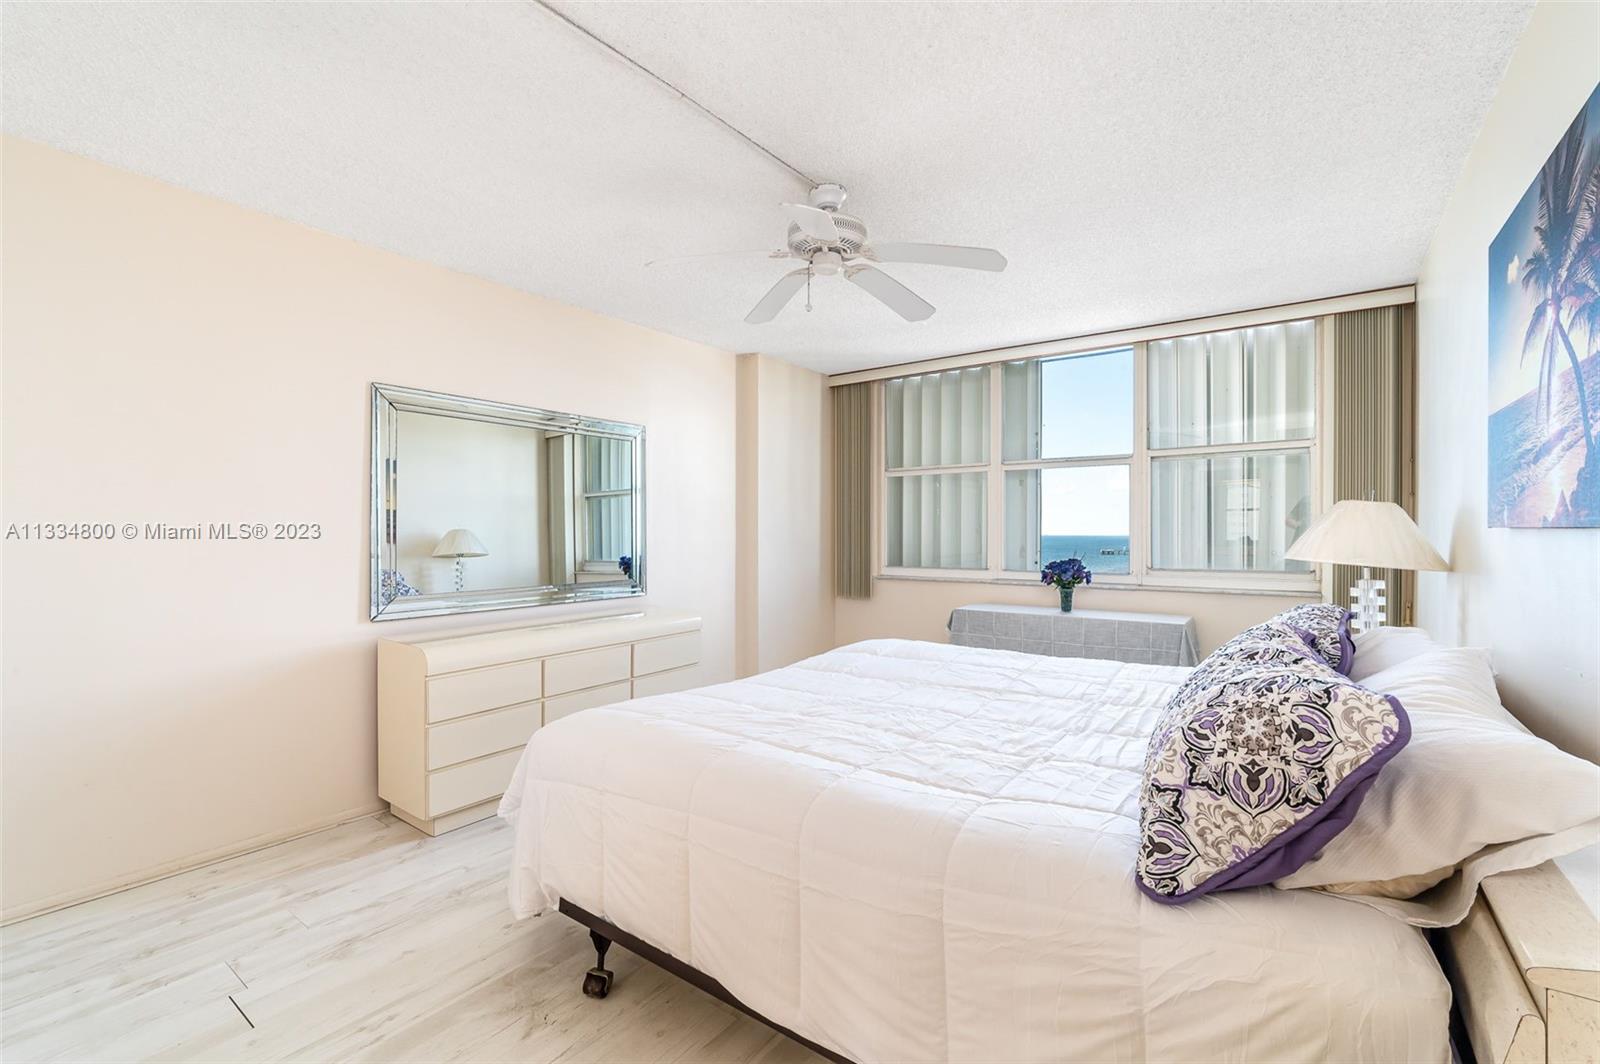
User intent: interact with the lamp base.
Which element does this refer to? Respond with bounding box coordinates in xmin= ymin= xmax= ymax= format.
xmin=1349 ymin=566 xmax=1386 ymax=633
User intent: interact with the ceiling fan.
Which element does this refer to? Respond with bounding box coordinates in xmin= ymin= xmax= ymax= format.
xmin=648 ymin=183 xmax=1006 ymax=324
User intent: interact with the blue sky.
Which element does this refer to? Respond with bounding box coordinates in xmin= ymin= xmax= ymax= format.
xmin=1040 ymin=348 xmax=1133 ymax=459
xmin=1488 ymin=82 xmax=1600 ymax=414
xmin=1038 ymin=348 xmax=1132 ymax=536
xmin=1041 ymin=465 xmax=1129 ymax=536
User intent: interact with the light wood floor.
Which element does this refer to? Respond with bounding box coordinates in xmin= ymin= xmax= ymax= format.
xmin=0 ymin=813 xmax=827 ymax=1063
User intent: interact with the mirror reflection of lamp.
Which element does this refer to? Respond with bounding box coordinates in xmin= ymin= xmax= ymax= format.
xmin=432 ymin=529 xmax=488 ymax=592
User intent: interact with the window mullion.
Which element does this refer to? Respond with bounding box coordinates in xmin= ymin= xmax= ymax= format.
xmin=1147 ymin=437 xmax=1314 ymax=459
xmin=886 ymin=461 xmax=990 ymax=476
xmin=1132 ymin=341 xmax=1149 ymax=587
xmin=987 ymin=362 xmax=1002 ymax=578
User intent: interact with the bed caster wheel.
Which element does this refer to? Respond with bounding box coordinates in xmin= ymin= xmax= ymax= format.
xmin=582 ymin=967 xmax=613 ymax=999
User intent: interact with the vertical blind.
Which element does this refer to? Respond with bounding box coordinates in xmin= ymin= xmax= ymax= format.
xmin=884 ymin=367 xmax=988 ymax=468
xmin=833 ymin=383 xmax=871 ymax=598
xmin=1150 ymin=450 xmax=1312 ymax=571
xmin=1148 ymin=321 xmax=1316 ymax=448
xmin=1331 ymin=305 xmax=1417 ymax=621
xmin=1147 ymin=321 xmax=1316 ymax=572
xmin=1000 ymin=360 xmax=1042 ymax=461
xmin=883 ymin=367 xmax=989 ymax=569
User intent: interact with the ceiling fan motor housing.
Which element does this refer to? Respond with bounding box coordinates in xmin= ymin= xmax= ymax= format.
xmin=787 ymin=213 xmax=867 ymax=257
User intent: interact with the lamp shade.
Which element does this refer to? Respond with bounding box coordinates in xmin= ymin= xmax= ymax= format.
xmin=431 ymin=528 xmax=488 ymax=559
xmin=1285 ymin=500 xmax=1447 ymax=572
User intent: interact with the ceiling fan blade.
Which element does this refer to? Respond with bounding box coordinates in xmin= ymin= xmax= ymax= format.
xmin=847 ymin=266 xmax=935 ymax=322
xmin=744 ymin=269 xmax=809 ymax=324
xmin=869 ymin=242 xmax=1007 ymax=272
xmin=645 ymin=249 xmax=790 ymax=268
xmin=779 ymin=202 xmax=840 ymax=242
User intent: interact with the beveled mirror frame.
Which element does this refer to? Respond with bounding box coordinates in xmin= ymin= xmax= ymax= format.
xmin=369 ymin=383 xmax=645 ymax=621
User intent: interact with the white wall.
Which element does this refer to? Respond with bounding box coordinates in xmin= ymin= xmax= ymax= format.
xmin=1415 ymin=0 xmax=1600 ymax=763
xmin=736 ymin=354 xmax=834 ymax=675
xmin=393 ymin=411 xmax=546 ymax=594
xmin=0 ymin=137 xmax=739 ymax=919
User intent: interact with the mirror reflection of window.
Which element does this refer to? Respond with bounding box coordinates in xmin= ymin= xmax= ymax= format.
xmin=544 ymin=433 xmax=634 ymax=586
xmin=580 ymin=436 xmax=633 ymax=575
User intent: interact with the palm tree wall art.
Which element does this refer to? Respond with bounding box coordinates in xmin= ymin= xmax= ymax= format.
xmin=1488 ymin=80 xmax=1600 ymax=528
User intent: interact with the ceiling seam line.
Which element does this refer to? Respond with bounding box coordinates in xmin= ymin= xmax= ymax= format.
xmin=527 ymin=0 xmax=818 ymax=188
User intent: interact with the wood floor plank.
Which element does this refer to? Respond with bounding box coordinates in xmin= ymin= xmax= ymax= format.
xmin=4 ymin=961 xmax=245 ymax=1062
xmin=0 ymin=814 xmax=826 ymax=1064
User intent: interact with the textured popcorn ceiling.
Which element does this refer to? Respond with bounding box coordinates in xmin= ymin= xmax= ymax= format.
xmin=2 ymin=1 xmax=1531 ymax=375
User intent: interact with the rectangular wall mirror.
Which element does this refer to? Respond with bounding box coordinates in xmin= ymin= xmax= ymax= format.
xmin=370 ymin=383 xmax=644 ymax=620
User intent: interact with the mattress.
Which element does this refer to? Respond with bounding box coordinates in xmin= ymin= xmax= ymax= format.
xmin=500 ymin=638 xmax=1450 ymax=1063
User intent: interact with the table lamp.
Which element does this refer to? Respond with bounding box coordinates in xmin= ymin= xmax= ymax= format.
xmin=1284 ymin=499 xmax=1447 ymax=632
xmin=432 ymin=529 xmax=488 ymax=592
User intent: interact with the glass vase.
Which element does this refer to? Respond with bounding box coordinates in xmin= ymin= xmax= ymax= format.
xmin=1058 ymin=585 xmax=1074 ymax=613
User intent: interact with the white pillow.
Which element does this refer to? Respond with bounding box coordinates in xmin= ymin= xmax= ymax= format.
xmin=1347 ymin=626 xmax=1445 ymax=682
xmin=1275 ymin=647 xmax=1600 ymax=926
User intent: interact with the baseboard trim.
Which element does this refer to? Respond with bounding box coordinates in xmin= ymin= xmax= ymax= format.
xmin=0 ymin=800 xmax=388 ymax=926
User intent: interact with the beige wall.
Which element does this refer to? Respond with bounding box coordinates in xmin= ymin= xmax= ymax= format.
xmin=837 ymin=580 xmax=1307 ymax=656
xmin=736 ymin=354 xmax=834 ymax=675
xmin=1414 ymin=1 xmax=1600 ymax=763
xmin=0 ymin=138 xmax=740 ymax=919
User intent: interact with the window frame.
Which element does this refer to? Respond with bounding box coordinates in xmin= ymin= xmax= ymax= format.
xmin=874 ymin=319 xmax=1327 ymax=594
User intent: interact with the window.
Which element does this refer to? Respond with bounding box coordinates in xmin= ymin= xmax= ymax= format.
xmin=883 ymin=368 xmax=988 ymax=569
xmin=1001 ymin=348 xmax=1133 ymax=574
xmin=880 ymin=319 xmax=1320 ymax=589
xmin=1146 ymin=321 xmax=1315 ymax=573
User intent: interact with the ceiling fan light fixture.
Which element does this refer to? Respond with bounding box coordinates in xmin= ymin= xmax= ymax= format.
xmin=811 ymin=251 xmax=843 ymax=276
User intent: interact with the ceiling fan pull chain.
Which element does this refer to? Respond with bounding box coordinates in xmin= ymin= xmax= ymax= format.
xmin=805 ymin=266 xmax=813 ymax=312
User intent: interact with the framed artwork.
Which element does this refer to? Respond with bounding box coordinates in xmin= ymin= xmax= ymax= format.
xmin=1487 ymin=81 xmax=1600 ymax=528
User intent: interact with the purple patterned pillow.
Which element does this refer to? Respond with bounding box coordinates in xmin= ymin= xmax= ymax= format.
xmin=1270 ymin=603 xmax=1354 ymax=674
xmin=1165 ymin=629 xmax=1328 ymax=713
xmin=1137 ymin=651 xmax=1408 ymax=904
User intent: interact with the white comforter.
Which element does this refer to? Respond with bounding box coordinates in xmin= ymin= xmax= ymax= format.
xmin=500 ymin=639 xmax=1449 ymax=1063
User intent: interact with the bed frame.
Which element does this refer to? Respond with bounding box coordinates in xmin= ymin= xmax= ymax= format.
xmin=558 ymin=899 xmax=855 ymax=1064
xmin=560 ymin=859 xmax=1597 ymax=1064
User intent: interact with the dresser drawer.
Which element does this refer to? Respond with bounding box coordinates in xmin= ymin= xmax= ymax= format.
xmin=544 ymin=680 xmax=631 ymax=724
xmin=426 ymin=701 xmax=540 ymax=771
xmin=633 ymin=631 xmax=700 ymax=676
xmin=632 ymin=666 xmax=696 ymax=699
xmin=426 ymin=660 xmax=541 ymax=723
xmin=427 ymin=748 xmax=522 ymax=816
xmin=544 ymin=645 xmax=630 ymax=697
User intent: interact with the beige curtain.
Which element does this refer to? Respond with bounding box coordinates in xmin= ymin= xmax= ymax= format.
xmin=1331 ymin=305 xmax=1417 ymax=623
xmin=833 ymin=382 xmax=872 ymax=598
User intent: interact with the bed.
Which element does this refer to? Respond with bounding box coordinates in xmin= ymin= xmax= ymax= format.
xmin=500 ymin=638 xmax=1467 ymax=1061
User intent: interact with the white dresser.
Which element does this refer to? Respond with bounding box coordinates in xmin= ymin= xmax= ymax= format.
xmin=378 ymin=610 xmax=702 ymax=835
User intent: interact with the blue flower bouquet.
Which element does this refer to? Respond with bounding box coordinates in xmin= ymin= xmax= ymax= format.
xmin=1040 ymin=557 xmax=1092 ymax=612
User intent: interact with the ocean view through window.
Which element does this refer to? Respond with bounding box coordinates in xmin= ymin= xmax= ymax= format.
xmin=880 ymin=319 xmax=1321 ymax=590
